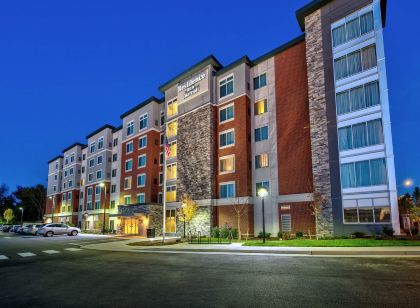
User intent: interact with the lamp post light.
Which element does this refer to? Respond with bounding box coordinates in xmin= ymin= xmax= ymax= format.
xmin=100 ymin=182 xmax=107 ymax=234
xmin=49 ymin=195 xmax=56 ymax=223
xmin=19 ymin=207 xmax=24 ymax=226
xmin=257 ymin=187 xmax=268 ymax=244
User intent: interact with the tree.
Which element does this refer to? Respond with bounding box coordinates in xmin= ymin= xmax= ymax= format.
xmin=413 ymin=187 xmax=420 ymax=207
xmin=4 ymin=208 xmax=14 ymax=223
xmin=398 ymin=193 xmax=415 ymax=237
xmin=309 ymin=190 xmax=328 ymax=240
xmin=13 ymin=184 xmax=46 ymax=222
xmin=230 ymin=197 xmax=249 ymax=240
xmin=176 ymin=195 xmax=198 ymax=237
xmin=0 ymin=184 xmax=15 ymax=218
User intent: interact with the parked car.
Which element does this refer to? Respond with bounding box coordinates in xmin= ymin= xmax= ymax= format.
xmin=10 ymin=225 xmax=21 ymax=233
xmin=37 ymin=223 xmax=81 ymax=237
xmin=19 ymin=224 xmax=35 ymax=234
xmin=2 ymin=224 xmax=12 ymax=232
xmin=27 ymin=224 xmax=45 ymax=235
xmin=0 ymin=224 xmax=3 ymax=231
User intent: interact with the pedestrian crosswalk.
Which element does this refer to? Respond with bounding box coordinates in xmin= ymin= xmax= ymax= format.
xmin=0 ymin=247 xmax=85 ymax=261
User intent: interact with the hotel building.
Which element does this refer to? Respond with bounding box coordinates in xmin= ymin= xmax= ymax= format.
xmin=45 ymin=0 xmax=400 ymax=236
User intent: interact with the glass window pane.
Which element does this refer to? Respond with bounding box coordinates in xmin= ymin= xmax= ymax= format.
xmin=332 ymin=24 xmax=346 ymax=47
xmin=260 ymin=73 xmax=267 ymax=87
xmin=364 ymin=81 xmax=380 ymax=108
xmin=336 ymin=91 xmax=350 ymax=115
xmin=360 ymin=11 xmax=374 ymax=35
xmin=374 ymin=207 xmax=391 ymax=223
xmin=341 ymin=163 xmax=355 ymax=188
xmin=338 ymin=126 xmax=352 ymax=151
xmin=355 ymin=160 xmax=371 ymax=187
xmin=253 ymin=77 xmax=259 ymax=89
xmin=346 ymin=18 xmax=360 ymax=41
xmin=347 ymin=51 xmax=362 ymax=76
xmin=367 ymin=119 xmax=384 ymax=146
xmin=358 ymin=208 xmax=374 ymax=223
xmin=352 ymin=123 xmax=368 ymax=148
xmin=344 ymin=208 xmax=358 ymax=223
xmin=349 ymin=86 xmax=365 ymax=111
xmin=362 ymin=45 xmax=377 ymax=70
xmin=370 ymin=158 xmax=387 ymax=185
xmin=334 ymin=56 xmax=348 ymax=80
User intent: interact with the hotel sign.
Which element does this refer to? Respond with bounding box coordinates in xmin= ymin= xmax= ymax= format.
xmin=177 ymin=69 xmax=209 ymax=103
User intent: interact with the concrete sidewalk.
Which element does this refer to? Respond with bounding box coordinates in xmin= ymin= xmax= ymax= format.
xmin=81 ymin=237 xmax=420 ymax=257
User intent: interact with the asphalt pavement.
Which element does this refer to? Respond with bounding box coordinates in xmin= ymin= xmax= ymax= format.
xmin=1 ymin=231 xmax=420 ymax=307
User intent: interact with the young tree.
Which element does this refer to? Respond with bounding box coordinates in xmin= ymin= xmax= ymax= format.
xmin=176 ymin=195 xmax=198 ymax=237
xmin=309 ymin=191 xmax=328 ymax=240
xmin=4 ymin=208 xmax=14 ymax=223
xmin=412 ymin=187 xmax=420 ymax=207
xmin=0 ymin=184 xmax=15 ymax=216
xmin=230 ymin=197 xmax=248 ymax=240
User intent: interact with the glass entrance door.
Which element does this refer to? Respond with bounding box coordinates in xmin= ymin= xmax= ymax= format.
xmin=124 ymin=218 xmax=138 ymax=235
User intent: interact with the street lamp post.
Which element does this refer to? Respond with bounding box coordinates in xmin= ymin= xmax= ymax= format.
xmin=257 ymin=187 xmax=268 ymax=244
xmin=100 ymin=182 xmax=107 ymax=234
xmin=19 ymin=207 xmax=24 ymax=226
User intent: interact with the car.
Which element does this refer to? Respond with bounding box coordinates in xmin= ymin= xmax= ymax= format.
xmin=2 ymin=224 xmax=12 ymax=232
xmin=37 ymin=223 xmax=81 ymax=237
xmin=10 ymin=225 xmax=21 ymax=233
xmin=20 ymin=224 xmax=35 ymax=234
xmin=27 ymin=224 xmax=45 ymax=235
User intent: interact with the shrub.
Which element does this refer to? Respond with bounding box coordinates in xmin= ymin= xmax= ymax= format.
xmin=382 ymin=226 xmax=394 ymax=237
xmin=412 ymin=228 xmax=419 ymax=236
xmin=277 ymin=232 xmax=283 ymax=238
xmin=67 ymin=223 xmax=76 ymax=227
xmin=257 ymin=232 xmax=271 ymax=239
xmin=296 ymin=231 xmax=304 ymax=238
xmin=211 ymin=227 xmax=220 ymax=238
xmin=352 ymin=231 xmax=366 ymax=238
xmin=211 ymin=227 xmax=238 ymax=239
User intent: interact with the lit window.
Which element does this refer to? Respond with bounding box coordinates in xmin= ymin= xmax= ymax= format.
xmin=219 ymin=130 xmax=235 ymax=148
xmin=124 ymin=177 xmax=132 ymax=190
xmin=219 ymin=104 xmax=234 ymax=123
xmin=138 ymin=155 xmax=146 ymax=168
xmin=255 ymin=99 xmax=268 ymax=115
xmin=137 ymin=174 xmax=146 ymax=187
xmin=219 ymin=75 xmax=234 ymax=98
xmin=165 ymin=209 xmax=176 ymax=233
xmin=167 ymin=98 xmax=178 ymax=117
xmin=253 ymin=73 xmax=267 ymax=90
xmin=166 ymin=185 xmax=176 ymax=202
xmin=256 ymin=181 xmax=269 ymax=195
xmin=255 ymin=126 xmax=268 ymax=142
xmin=126 ymin=141 xmax=133 ymax=154
xmin=167 ymin=120 xmax=178 ymax=138
xmin=166 ymin=163 xmax=177 ymax=180
xmin=139 ymin=114 xmax=148 ymax=130
xmin=168 ymin=142 xmax=177 ymax=159
xmin=220 ymin=182 xmax=235 ymax=198
xmin=219 ymin=156 xmax=235 ymax=174
xmin=125 ymin=159 xmax=133 ymax=172
xmin=255 ymin=153 xmax=269 ymax=169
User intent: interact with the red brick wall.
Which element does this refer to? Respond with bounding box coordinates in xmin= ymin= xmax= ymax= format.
xmin=278 ymin=202 xmax=315 ymax=235
xmin=216 ymin=95 xmax=252 ymax=197
xmin=45 ymin=194 xmax=62 ymax=215
xmin=213 ymin=204 xmax=254 ymax=234
xmin=275 ymin=41 xmax=314 ymax=195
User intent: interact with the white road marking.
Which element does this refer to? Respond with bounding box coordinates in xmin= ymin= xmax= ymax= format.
xmin=43 ymin=250 xmax=60 ymax=254
xmin=65 ymin=248 xmax=82 ymax=252
xmin=17 ymin=252 xmax=36 ymax=257
xmin=4 ymin=237 xmax=11 ymax=239
xmin=68 ymin=243 xmax=80 ymax=246
xmin=0 ymin=255 xmax=8 ymax=260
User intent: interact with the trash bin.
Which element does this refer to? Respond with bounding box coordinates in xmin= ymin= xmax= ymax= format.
xmin=147 ymin=228 xmax=155 ymax=238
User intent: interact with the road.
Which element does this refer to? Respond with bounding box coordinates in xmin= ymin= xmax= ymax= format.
xmin=1 ymin=232 xmax=420 ymax=307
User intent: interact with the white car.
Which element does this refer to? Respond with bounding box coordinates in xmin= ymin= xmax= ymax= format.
xmin=37 ymin=223 xmax=81 ymax=237
xmin=26 ymin=224 xmax=45 ymax=235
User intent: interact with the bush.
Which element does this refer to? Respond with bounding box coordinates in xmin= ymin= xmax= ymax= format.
xmin=211 ymin=227 xmax=238 ymax=239
xmin=277 ymin=232 xmax=283 ymax=238
xmin=295 ymin=231 xmax=304 ymax=238
xmin=257 ymin=232 xmax=271 ymax=239
xmin=352 ymin=231 xmax=366 ymax=238
xmin=67 ymin=223 xmax=76 ymax=227
xmin=382 ymin=226 xmax=394 ymax=237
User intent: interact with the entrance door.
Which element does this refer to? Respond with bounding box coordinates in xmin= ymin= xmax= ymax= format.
xmin=124 ymin=218 xmax=138 ymax=235
xmin=138 ymin=216 xmax=148 ymax=237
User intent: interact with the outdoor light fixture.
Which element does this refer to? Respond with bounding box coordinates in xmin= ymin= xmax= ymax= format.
xmin=258 ymin=187 xmax=268 ymax=243
xmin=403 ymin=179 xmax=414 ymax=187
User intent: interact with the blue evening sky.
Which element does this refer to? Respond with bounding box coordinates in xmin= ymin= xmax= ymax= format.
xmin=0 ymin=0 xmax=418 ymax=195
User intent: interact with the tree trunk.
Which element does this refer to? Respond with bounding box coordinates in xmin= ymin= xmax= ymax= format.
xmin=315 ymin=212 xmax=319 ymax=240
xmin=237 ymin=213 xmax=241 ymax=241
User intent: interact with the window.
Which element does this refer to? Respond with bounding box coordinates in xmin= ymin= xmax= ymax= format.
xmin=219 ymin=156 xmax=235 ymax=174
xmin=136 ymin=193 xmax=145 ymax=204
xmin=96 ymin=170 xmax=102 ymax=180
xmin=90 ymin=142 xmax=95 ymax=154
xmin=159 ymin=172 xmax=163 ymax=185
xmin=113 ymin=138 xmax=118 ymax=147
xmin=158 ymin=192 xmax=163 ymax=204
xmin=137 ymin=174 xmax=146 ymax=187
xmin=255 ymin=126 xmax=268 ymax=142
xmin=110 ymin=200 xmax=116 ymax=209
xmin=88 ymin=173 xmax=93 ymax=182
xmin=160 ymin=133 xmax=164 ymax=145
xmin=82 ymin=154 xmax=86 ymax=160
xmin=97 ymin=155 xmax=103 ymax=165
xmin=87 ymin=187 xmax=93 ymax=196
xmin=69 ymin=168 xmax=74 ymax=175
xmin=219 ymin=75 xmax=234 ymax=98
xmin=62 ymin=194 xmax=66 ymax=206
xmin=139 ymin=114 xmax=148 ymax=130
xmin=167 ymin=98 xmax=178 ymax=117
xmin=111 ymin=184 xmax=116 ymax=193
xmin=65 ymin=156 xmax=69 ymax=165
xmin=336 ymin=81 xmax=380 ymax=115
xmin=124 ymin=177 xmax=132 ymax=190
xmin=64 ymin=170 xmax=68 ymax=177
xmin=166 ymin=163 xmax=177 ymax=180
xmin=166 ymin=209 xmax=176 ymax=233
xmin=127 ymin=121 xmax=134 ymax=136
xmin=332 ymin=11 xmax=374 ymax=47
xmin=334 ymin=45 xmax=377 ymax=80
xmin=338 ymin=119 xmax=384 ymax=151
xmin=344 ymin=206 xmax=391 ymax=224
xmin=255 ymin=153 xmax=269 ymax=169
xmin=166 ymin=120 xmax=177 ymax=138
xmin=53 ymin=185 xmax=56 ymax=192
xmin=112 ymin=153 xmax=118 ymax=162
xmin=138 ymin=136 xmax=147 ymax=149
xmin=219 ymin=130 xmax=235 ymax=148
xmin=80 ymin=191 xmax=84 ymax=199
xmin=166 ymin=185 xmax=176 ymax=202
xmin=98 ymin=137 xmax=104 ymax=150
xmin=55 ymin=162 xmax=58 ymax=169
xmin=63 ymin=182 xmax=67 ymax=189
xmin=81 ymin=178 xmax=85 ymax=186
xmin=168 ymin=142 xmax=177 ymax=159
xmin=160 ymin=111 xmax=165 ymax=126
xmin=138 ymin=155 xmax=146 ymax=168
xmin=89 ymin=159 xmax=94 ymax=168
xmin=281 ymin=214 xmax=292 ymax=232
xmin=111 ymin=169 xmax=117 ymax=177
xmin=256 ymin=181 xmax=270 ymax=195
xmin=126 ymin=141 xmax=133 ymax=154
xmin=160 ymin=152 xmax=164 ymax=165
xmin=70 ymin=154 xmax=75 ymax=163
xmin=219 ymin=104 xmax=234 ymax=123
xmin=124 ymin=195 xmax=132 ymax=205
xmin=81 ymin=166 xmax=85 ymax=173
xmin=68 ymin=180 xmax=73 ymax=188
xmin=125 ymin=159 xmax=133 ymax=172
xmin=95 ymin=200 xmax=101 ymax=209
xmin=341 ymin=158 xmax=387 ymax=188
xmin=254 ymin=99 xmax=268 ymax=115
xmin=220 ymin=182 xmax=235 ymax=198
xmin=253 ymin=73 xmax=267 ymax=90
xmin=95 ymin=185 xmax=101 ymax=195
xmin=86 ymin=201 xmax=92 ymax=210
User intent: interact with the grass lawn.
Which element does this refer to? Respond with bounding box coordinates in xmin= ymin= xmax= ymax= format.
xmin=242 ymin=239 xmax=420 ymax=247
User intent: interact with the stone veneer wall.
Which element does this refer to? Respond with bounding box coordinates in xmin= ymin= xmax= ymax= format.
xmin=175 ymin=206 xmax=211 ymax=237
xmin=149 ymin=204 xmax=164 ymax=237
xmin=177 ymin=105 xmax=216 ymax=201
xmin=304 ymin=9 xmax=334 ymax=236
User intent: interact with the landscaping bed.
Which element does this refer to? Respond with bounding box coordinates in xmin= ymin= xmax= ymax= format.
xmin=242 ymin=238 xmax=420 ymax=247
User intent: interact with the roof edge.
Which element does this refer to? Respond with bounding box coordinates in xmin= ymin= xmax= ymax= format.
xmin=119 ymin=96 xmax=163 ymax=119
xmin=62 ymin=142 xmax=85 ymax=153
xmin=86 ymin=124 xmax=115 ymax=139
xmin=48 ymin=155 xmax=63 ymax=164
xmin=215 ymin=56 xmax=251 ymax=77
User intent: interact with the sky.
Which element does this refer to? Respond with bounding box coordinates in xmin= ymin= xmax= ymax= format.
xmin=0 ymin=0 xmax=419 ymax=195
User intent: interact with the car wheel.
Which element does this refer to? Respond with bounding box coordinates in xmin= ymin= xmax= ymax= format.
xmin=71 ymin=230 xmax=78 ymax=236
xmin=46 ymin=231 xmax=53 ymax=237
